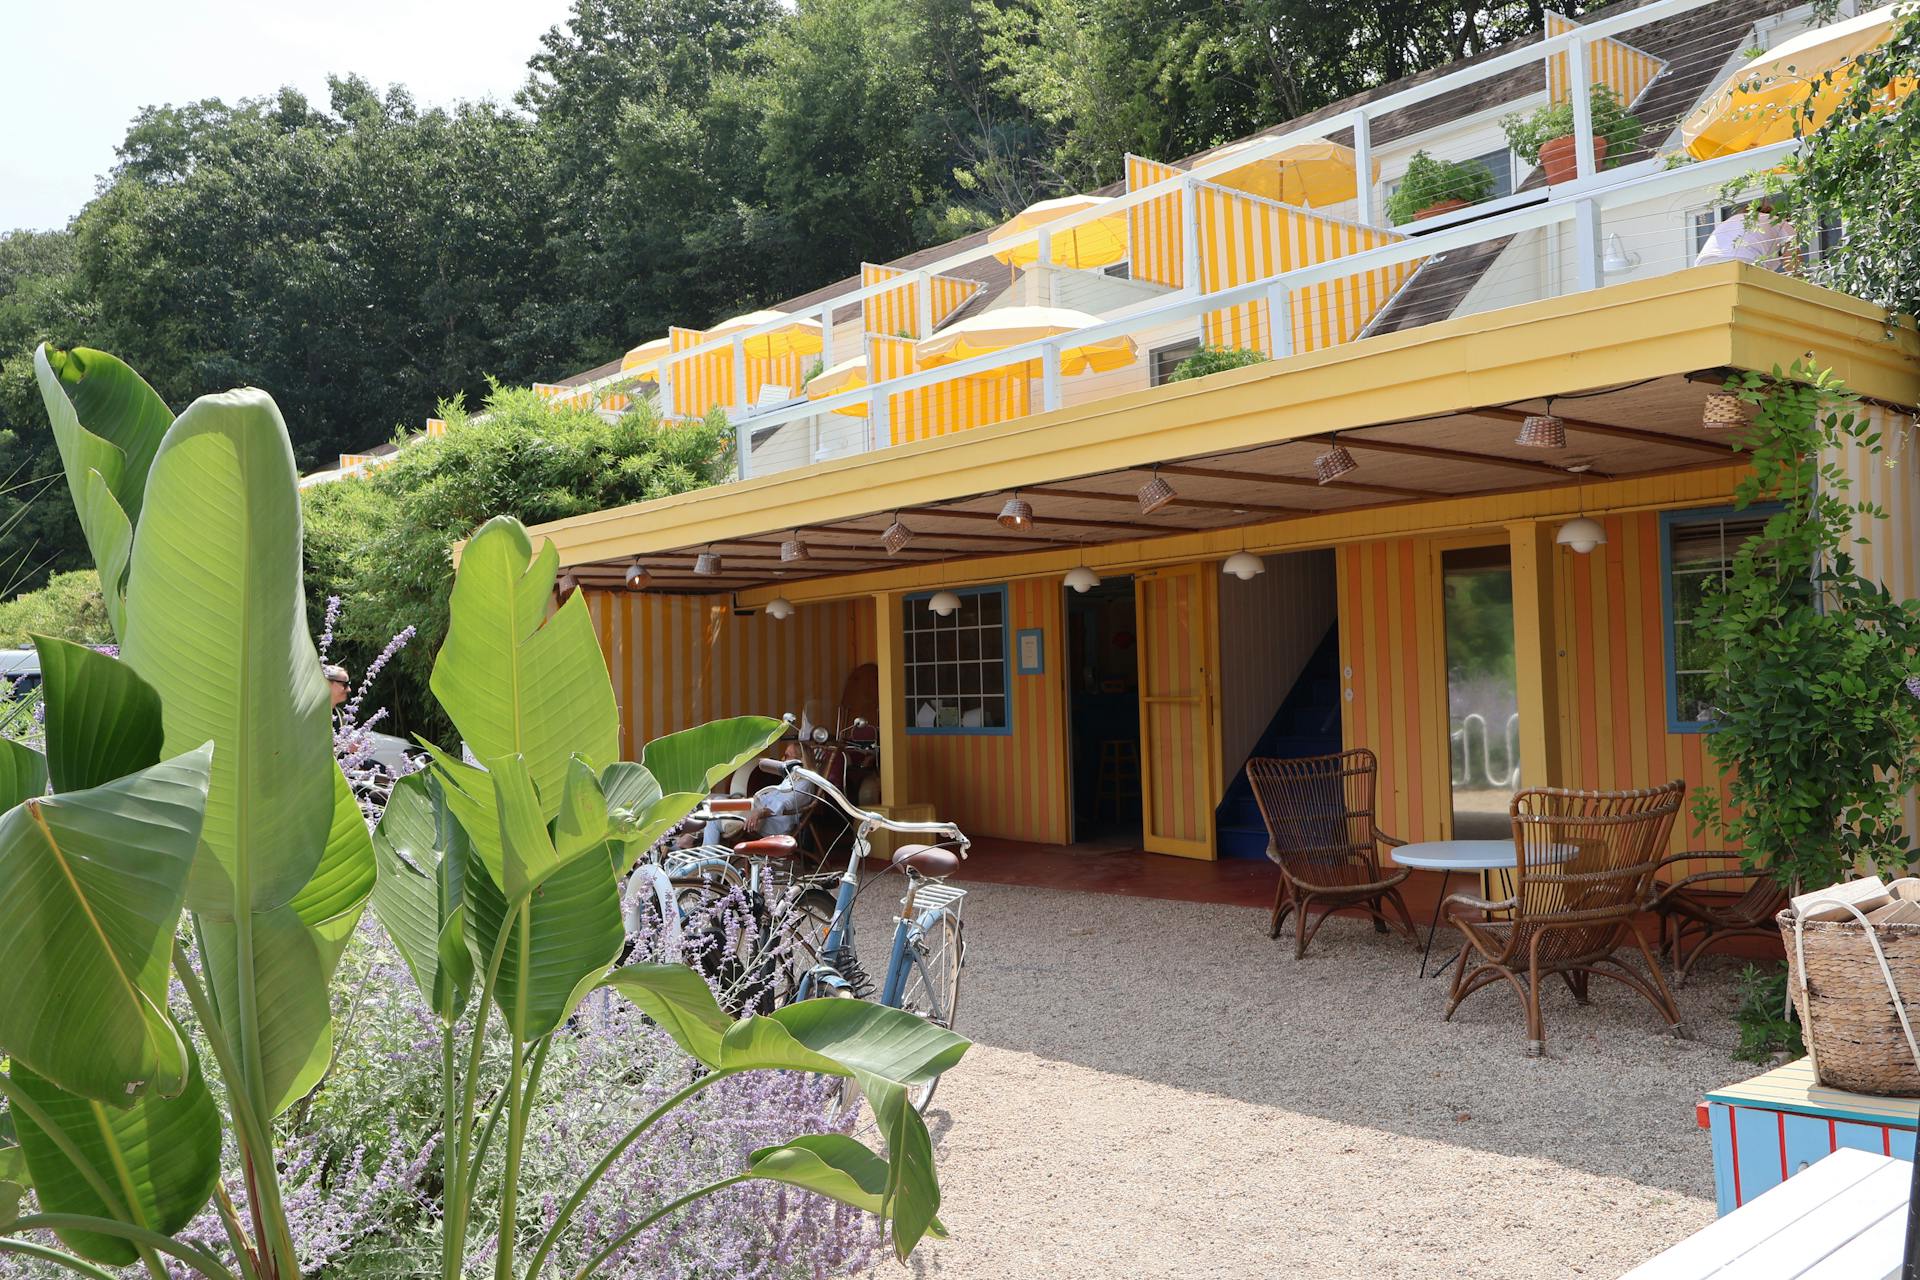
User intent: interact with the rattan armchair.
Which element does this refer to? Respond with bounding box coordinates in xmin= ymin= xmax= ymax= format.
xmin=1245 ymin=749 xmax=1418 ymax=959
xmin=1443 ymin=782 xmax=1687 ymax=1056
xmin=1648 ymin=852 xmax=1789 ymax=985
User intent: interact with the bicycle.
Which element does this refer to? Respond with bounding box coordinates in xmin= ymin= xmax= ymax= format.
xmin=761 ymin=758 xmax=970 ymax=1112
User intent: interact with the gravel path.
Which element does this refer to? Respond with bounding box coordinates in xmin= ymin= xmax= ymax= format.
xmin=885 ymin=880 xmax=1751 ymax=1279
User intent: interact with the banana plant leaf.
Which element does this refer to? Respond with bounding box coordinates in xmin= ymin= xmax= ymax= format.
xmin=8 ymin=1046 xmax=220 ymax=1265
xmin=429 ymin=517 xmax=619 ymax=818
xmin=0 ymin=746 xmax=213 ymax=1102
xmin=602 ymin=965 xmax=967 ymax=1258
xmin=32 ymin=346 xmax=173 ymax=637
xmin=640 ymin=717 xmax=786 ymax=797
xmin=370 ymin=772 xmax=473 ymax=1021
xmin=121 ymin=387 xmax=335 ymax=918
xmin=34 ymin=635 xmax=163 ymax=793
xmin=746 ymin=1135 xmax=946 ymax=1238
xmin=0 ymin=739 xmax=47 ymax=811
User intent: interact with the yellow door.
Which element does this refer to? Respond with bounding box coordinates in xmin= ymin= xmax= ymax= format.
xmin=1135 ymin=564 xmax=1219 ymax=859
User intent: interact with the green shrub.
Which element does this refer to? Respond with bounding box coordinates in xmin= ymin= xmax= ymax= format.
xmin=0 ymin=568 xmax=109 ymax=648
xmin=1501 ymin=85 xmax=1643 ymax=167
xmin=1384 ymin=151 xmax=1495 ymax=224
xmin=302 ymin=387 xmax=733 ymax=745
xmin=1166 ymin=345 xmax=1268 ymax=382
xmin=1733 ymin=963 xmax=1805 ymax=1063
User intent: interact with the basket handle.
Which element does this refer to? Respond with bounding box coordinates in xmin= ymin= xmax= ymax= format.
xmin=1790 ymin=897 xmax=1920 ymax=1079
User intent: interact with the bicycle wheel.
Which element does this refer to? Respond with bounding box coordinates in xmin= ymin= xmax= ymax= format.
xmin=762 ymin=885 xmax=839 ymax=1009
xmin=895 ymin=912 xmax=964 ymax=1112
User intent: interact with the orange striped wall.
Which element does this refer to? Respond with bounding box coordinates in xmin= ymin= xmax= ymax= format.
xmin=666 ymin=327 xmax=808 ymax=420
xmin=867 ymin=335 xmax=1032 ymax=445
xmin=901 ymin=578 xmax=1070 ymax=845
xmin=1337 ymin=539 xmax=1447 ymax=844
xmin=581 ymin=590 xmax=874 ymax=759
xmin=1545 ymin=12 xmax=1665 ymax=108
xmin=860 ymin=263 xmax=983 ymax=340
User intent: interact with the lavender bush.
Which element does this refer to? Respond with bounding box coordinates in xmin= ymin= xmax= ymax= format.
xmin=319 ymin=595 xmax=422 ymax=823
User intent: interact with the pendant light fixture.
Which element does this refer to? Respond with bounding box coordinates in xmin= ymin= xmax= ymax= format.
xmin=779 ymin=532 xmax=811 ymax=563
xmin=1064 ymin=565 xmax=1101 ymax=593
xmin=1313 ymin=442 xmax=1358 ymax=484
xmin=624 ymin=560 xmax=650 ymax=589
xmin=1555 ymin=462 xmax=1607 ymax=554
xmin=1222 ymin=551 xmax=1265 ymax=580
xmin=1515 ymin=399 xmax=1567 ymax=449
xmin=997 ymin=491 xmax=1035 ymax=532
xmin=1137 ymin=468 xmax=1177 ymax=516
xmin=881 ymin=514 xmax=914 ymax=554
xmin=928 ymin=589 xmax=962 ymax=617
xmin=693 ymin=547 xmax=722 ymax=576
xmin=1702 ymin=392 xmax=1747 ymax=430
xmin=766 ymin=596 xmax=795 ymax=620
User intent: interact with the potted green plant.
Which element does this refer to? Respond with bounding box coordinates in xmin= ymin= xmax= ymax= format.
xmin=1503 ymin=85 xmax=1643 ymax=184
xmin=1384 ymin=150 xmax=1496 ymax=225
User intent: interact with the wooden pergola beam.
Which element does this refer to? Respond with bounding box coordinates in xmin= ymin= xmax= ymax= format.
xmin=1153 ymin=462 xmax=1429 ymax=500
xmin=1476 ymin=407 xmax=1732 ymax=457
xmin=1332 ymin=434 xmax=1599 ymax=480
xmin=1019 ymin=484 xmax=1298 ymax=518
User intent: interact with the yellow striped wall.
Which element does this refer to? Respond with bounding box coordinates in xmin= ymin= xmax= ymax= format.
xmin=860 ymin=263 xmax=983 ymax=340
xmin=1126 ymin=154 xmax=1186 ymax=289
xmin=901 ymin=577 xmax=1070 ymax=845
xmin=867 ymin=334 xmax=1031 ymax=445
xmin=1193 ymin=182 xmax=1421 ymax=355
xmin=1545 ymin=11 xmax=1665 ymax=107
xmin=667 ymin=327 xmax=808 ymax=420
xmin=581 ymin=589 xmax=874 ymax=759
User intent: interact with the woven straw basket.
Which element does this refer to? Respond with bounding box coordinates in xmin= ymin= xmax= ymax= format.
xmin=1778 ymin=908 xmax=1920 ymax=1096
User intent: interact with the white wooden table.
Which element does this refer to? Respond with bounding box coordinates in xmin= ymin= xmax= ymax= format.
xmin=1390 ymin=839 xmax=1570 ymax=977
xmin=1623 ymin=1147 xmax=1910 ymax=1278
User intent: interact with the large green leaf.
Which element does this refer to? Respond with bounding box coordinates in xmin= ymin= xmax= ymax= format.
xmin=747 ymin=1135 xmax=947 ymax=1239
xmin=10 ymin=1047 xmax=220 ymax=1265
xmin=0 ymin=747 xmax=212 ymax=1102
xmin=33 ymin=346 xmax=172 ymax=637
xmin=640 ymin=717 xmax=786 ymax=796
xmin=465 ymin=834 xmax=625 ymax=1042
xmin=370 ymin=773 xmax=472 ymax=1021
xmin=202 ymin=772 xmax=374 ymax=1117
xmin=34 ymin=636 xmax=164 ymax=793
xmin=600 ymin=967 xmax=967 ymax=1258
xmin=121 ymin=387 xmax=335 ymax=917
xmin=0 ymin=739 xmax=47 ymax=810
xmin=600 ymin=761 xmax=703 ymax=856
xmin=430 ymin=517 xmax=619 ymax=818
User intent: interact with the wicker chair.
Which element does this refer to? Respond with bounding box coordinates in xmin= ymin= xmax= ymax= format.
xmin=1648 ymin=852 xmax=1789 ymax=985
xmin=1442 ymin=782 xmax=1687 ymax=1056
xmin=1245 ymin=749 xmax=1418 ymax=959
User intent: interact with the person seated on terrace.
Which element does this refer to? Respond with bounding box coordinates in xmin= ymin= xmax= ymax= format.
xmin=673 ymin=741 xmax=819 ymax=850
xmin=1694 ymin=200 xmax=1792 ymax=270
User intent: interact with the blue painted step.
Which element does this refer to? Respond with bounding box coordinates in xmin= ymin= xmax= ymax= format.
xmin=1216 ymin=626 xmax=1342 ymax=859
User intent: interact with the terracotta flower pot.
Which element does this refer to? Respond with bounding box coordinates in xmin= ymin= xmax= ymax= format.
xmin=1539 ymin=132 xmax=1608 ymax=185
xmin=1413 ymin=198 xmax=1469 ymax=221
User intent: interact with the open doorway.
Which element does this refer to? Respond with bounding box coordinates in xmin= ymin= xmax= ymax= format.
xmin=1066 ymin=575 xmax=1141 ymax=843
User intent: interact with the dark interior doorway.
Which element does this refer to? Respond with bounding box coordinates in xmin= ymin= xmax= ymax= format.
xmin=1066 ymin=575 xmax=1141 ymax=842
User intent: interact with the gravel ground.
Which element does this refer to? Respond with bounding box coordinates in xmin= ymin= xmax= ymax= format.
xmin=872 ymin=879 xmax=1751 ymax=1280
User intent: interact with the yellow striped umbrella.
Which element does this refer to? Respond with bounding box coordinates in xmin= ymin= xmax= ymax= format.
xmin=804 ymin=354 xmax=872 ymax=417
xmin=620 ymin=336 xmax=671 ymax=376
xmin=706 ymin=309 xmax=825 ymax=360
xmin=1682 ymin=4 xmax=1913 ymax=160
xmin=988 ymin=196 xmax=1129 ymax=269
xmin=915 ymin=306 xmax=1137 ymax=375
xmin=1208 ymin=139 xmax=1381 ymax=208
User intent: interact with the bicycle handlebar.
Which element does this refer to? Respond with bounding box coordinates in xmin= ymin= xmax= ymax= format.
xmin=762 ymin=759 xmax=969 ymax=857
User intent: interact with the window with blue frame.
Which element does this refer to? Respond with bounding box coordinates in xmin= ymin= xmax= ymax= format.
xmin=1660 ymin=506 xmax=1775 ymax=732
xmin=903 ymin=586 xmax=1011 ymax=734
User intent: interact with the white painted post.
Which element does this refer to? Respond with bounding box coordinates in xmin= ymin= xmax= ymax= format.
xmin=870 ymin=390 xmax=890 ymax=450
xmin=817 ymin=302 xmax=834 ymax=370
xmin=1180 ymin=177 xmax=1202 ymax=294
xmin=1041 ymin=342 xmax=1062 ymax=412
xmin=1037 ymin=227 xmax=1054 ymax=306
xmin=1573 ymin=198 xmax=1602 ymax=292
xmin=1569 ymin=34 xmax=1596 ymax=183
xmin=735 ymin=414 xmax=751 ymax=480
xmin=658 ymin=357 xmax=675 ymax=421
xmin=1352 ymin=112 xmax=1375 ymax=226
xmin=914 ymin=268 xmax=934 ymax=337
xmin=1266 ymin=282 xmax=1295 ymax=358
xmin=731 ymin=334 xmax=749 ymax=412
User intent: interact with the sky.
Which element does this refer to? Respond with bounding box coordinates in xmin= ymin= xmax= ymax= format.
xmin=0 ymin=0 xmax=577 ymax=232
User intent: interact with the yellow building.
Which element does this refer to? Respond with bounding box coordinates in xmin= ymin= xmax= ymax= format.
xmin=467 ymin=1 xmax=1920 ymax=887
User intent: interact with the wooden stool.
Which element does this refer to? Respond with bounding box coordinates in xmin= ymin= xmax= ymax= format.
xmin=1094 ymin=739 xmax=1140 ymax=822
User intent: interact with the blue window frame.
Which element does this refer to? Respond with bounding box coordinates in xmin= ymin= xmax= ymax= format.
xmin=902 ymin=585 xmax=1012 ymax=735
xmin=1659 ymin=505 xmax=1778 ymax=733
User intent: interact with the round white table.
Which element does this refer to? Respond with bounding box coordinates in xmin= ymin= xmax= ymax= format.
xmin=1391 ymin=839 xmax=1571 ymax=977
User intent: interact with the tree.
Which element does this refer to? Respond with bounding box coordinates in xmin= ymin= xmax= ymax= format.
xmin=301 ymin=386 xmax=734 ymax=745
xmin=0 ymin=570 xmax=110 ymax=649
xmin=0 ymin=231 xmax=91 ymax=589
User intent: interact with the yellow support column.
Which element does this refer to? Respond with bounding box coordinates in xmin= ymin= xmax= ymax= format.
xmin=1507 ymin=520 xmax=1564 ymax=791
xmin=873 ymin=590 xmax=910 ymax=807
